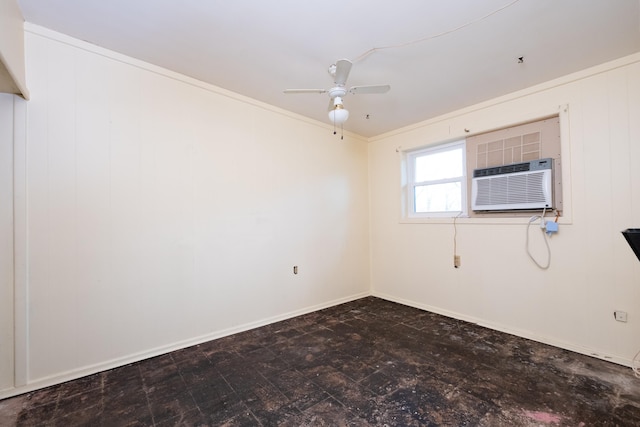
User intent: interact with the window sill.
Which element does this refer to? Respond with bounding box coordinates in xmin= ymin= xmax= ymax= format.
xmin=400 ymin=215 xmax=572 ymax=226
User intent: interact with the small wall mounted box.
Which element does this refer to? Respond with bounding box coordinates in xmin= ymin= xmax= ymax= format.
xmin=614 ymin=311 xmax=628 ymax=322
xmin=545 ymin=221 xmax=559 ymax=235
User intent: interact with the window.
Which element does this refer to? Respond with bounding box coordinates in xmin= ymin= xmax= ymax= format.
xmin=406 ymin=141 xmax=467 ymax=218
xmin=402 ymin=114 xmax=565 ymax=221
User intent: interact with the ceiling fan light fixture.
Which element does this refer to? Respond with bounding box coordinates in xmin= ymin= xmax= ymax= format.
xmin=284 ymin=58 xmax=389 ymax=128
xmin=328 ymin=104 xmax=349 ymax=125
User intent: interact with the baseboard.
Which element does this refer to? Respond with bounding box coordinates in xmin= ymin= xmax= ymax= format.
xmin=371 ymin=291 xmax=633 ymax=368
xmin=0 ymin=291 xmax=369 ymax=400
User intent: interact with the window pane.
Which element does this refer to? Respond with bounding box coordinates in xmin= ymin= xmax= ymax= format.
xmin=415 ymin=148 xmax=463 ymax=182
xmin=414 ymin=182 xmax=462 ymax=213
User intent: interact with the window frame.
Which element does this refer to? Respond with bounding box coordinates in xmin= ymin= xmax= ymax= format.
xmin=405 ymin=140 xmax=468 ymax=219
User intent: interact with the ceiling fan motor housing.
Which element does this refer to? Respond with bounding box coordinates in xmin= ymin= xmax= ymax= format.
xmin=328 ymin=87 xmax=347 ymax=99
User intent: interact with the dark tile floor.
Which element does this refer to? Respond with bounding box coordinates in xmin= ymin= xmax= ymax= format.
xmin=2 ymin=297 xmax=640 ymax=426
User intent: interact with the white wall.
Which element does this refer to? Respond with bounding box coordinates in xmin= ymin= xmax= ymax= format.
xmin=1 ymin=26 xmax=370 ymax=397
xmin=0 ymin=94 xmax=15 ymax=392
xmin=369 ymin=54 xmax=640 ymax=366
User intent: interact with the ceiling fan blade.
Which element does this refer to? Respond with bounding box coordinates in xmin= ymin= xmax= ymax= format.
xmin=349 ymin=84 xmax=391 ymax=95
xmin=283 ymin=89 xmax=327 ymax=94
xmin=333 ymin=59 xmax=352 ymax=85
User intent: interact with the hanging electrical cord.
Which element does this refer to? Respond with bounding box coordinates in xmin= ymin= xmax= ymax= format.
xmin=526 ymin=207 xmax=551 ymax=269
xmin=353 ymin=0 xmax=521 ymax=63
xmin=453 ymin=212 xmax=462 ymax=268
xmin=453 ymin=213 xmax=458 ymax=255
xmin=633 ymin=349 xmax=640 ymax=378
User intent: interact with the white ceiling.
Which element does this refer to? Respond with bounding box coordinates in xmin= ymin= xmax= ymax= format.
xmin=16 ymin=0 xmax=640 ymax=138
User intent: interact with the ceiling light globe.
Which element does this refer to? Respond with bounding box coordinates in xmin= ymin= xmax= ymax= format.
xmin=328 ymin=108 xmax=349 ymax=125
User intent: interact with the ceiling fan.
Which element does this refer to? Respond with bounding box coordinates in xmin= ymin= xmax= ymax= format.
xmin=284 ymin=59 xmax=390 ymax=126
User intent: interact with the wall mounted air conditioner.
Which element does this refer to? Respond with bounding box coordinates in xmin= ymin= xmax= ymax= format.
xmin=471 ymin=158 xmax=553 ymax=211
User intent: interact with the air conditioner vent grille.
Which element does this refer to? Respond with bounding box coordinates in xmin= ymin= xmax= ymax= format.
xmin=475 ymin=172 xmax=546 ymax=205
xmin=471 ymin=159 xmax=553 ymax=211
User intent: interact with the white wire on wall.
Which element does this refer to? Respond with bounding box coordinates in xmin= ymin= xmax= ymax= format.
xmin=633 ymin=349 xmax=640 ymax=379
xmin=453 ymin=212 xmax=462 ymax=268
xmin=353 ymin=0 xmax=522 ymax=63
xmin=526 ymin=208 xmax=551 ymax=270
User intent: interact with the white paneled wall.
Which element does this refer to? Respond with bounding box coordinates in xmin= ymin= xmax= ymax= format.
xmin=0 ymin=94 xmax=15 ymax=392
xmin=369 ymin=54 xmax=640 ymax=366
xmin=3 ymin=27 xmax=370 ymax=395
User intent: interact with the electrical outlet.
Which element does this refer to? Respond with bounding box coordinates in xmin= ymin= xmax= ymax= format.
xmin=614 ymin=311 xmax=628 ymax=322
xmin=454 ymin=255 xmax=461 ymax=268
